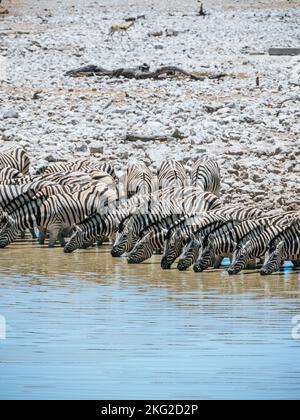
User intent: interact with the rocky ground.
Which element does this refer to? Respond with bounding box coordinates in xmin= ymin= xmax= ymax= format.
xmin=0 ymin=0 xmax=299 ymax=210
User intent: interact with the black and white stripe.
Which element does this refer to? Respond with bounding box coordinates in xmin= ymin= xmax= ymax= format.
xmin=260 ymin=219 xmax=300 ymax=275
xmin=161 ymin=206 xmax=263 ymax=270
xmin=112 ymin=189 xmax=221 ymax=257
xmin=0 ymin=147 xmax=30 ymax=175
xmin=125 ymin=163 xmax=157 ymax=198
xmin=157 ymin=160 xmax=186 ymax=189
xmin=191 ymin=158 xmax=221 ymax=197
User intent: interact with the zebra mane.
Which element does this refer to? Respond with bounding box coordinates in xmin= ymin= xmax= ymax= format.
xmin=35 ymin=165 xmax=48 ymax=175
xmin=118 ymin=214 xmax=132 ymax=232
xmin=268 ymin=219 xmax=299 ymax=249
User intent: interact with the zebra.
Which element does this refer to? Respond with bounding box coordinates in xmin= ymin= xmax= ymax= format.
xmin=1 ymin=170 xmax=117 ymax=194
xmin=177 ymin=207 xmax=266 ymax=271
xmin=227 ymin=212 xmax=299 ymax=275
xmin=227 ymin=224 xmax=292 ymax=275
xmin=125 ymin=191 xmax=224 ymax=263
xmin=0 ymin=167 xmax=22 ymax=181
xmin=0 ymin=186 xmax=59 ymax=248
xmin=0 ymin=182 xmax=88 ymax=246
xmin=161 ymin=206 xmax=264 ymax=270
xmin=36 ymin=159 xmax=117 ymax=180
xmin=127 ymin=227 xmax=167 ymax=264
xmin=125 ymin=163 xmax=157 ymax=198
xmin=38 ymin=184 xmax=117 ymax=247
xmin=63 ymin=190 xmax=177 ymax=253
xmin=260 ymin=220 xmax=300 ymax=275
xmin=157 ymin=160 xmax=187 ymax=189
xmin=0 ymin=147 xmax=30 ymax=175
xmin=111 ymin=189 xmax=221 ymax=257
xmin=127 ymin=214 xmax=190 ymax=264
xmin=191 ymin=158 xmax=221 ymax=197
xmin=193 ymin=212 xmax=294 ymax=272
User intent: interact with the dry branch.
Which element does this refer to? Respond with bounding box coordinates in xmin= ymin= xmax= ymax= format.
xmin=65 ymin=65 xmax=210 ymax=81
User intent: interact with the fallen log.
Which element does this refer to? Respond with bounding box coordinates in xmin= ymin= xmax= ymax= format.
xmin=65 ymin=64 xmax=209 ymax=81
xmin=269 ymin=48 xmax=300 ymax=56
xmin=125 ymin=133 xmax=176 ymax=142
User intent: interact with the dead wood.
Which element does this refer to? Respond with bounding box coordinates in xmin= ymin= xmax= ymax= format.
xmin=125 ymin=133 xmax=176 ymax=142
xmin=65 ymin=65 xmax=210 ymax=81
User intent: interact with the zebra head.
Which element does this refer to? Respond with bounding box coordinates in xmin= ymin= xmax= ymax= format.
xmin=227 ymin=240 xmax=252 ymax=275
xmin=260 ymin=240 xmax=284 ymax=276
xmin=193 ymin=234 xmax=215 ymax=272
xmin=111 ymin=218 xmax=135 ymax=257
xmin=127 ymin=230 xmax=162 ymax=264
xmin=161 ymin=228 xmax=186 ymax=269
xmin=64 ymin=226 xmax=85 ymax=253
xmin=177 ymin=233 xmax=202 ymax=271
xmin=0 ymin=216 xmax=18 ymax=248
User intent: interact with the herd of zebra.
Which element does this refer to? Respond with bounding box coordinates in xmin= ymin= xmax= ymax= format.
xmin=0 ymin=146 xmax=299 ymax=276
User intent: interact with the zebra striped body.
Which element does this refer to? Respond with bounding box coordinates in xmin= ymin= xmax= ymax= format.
xmin=191 ymin=158 xmax=221 ymax=197
xmin=192 ymin=212 xmax=294 ymax=272
xmin=39 ymin=184 xmax=117 ymax=247
xmin=0 ymin=147 xmax=30 ymax=175
xmin=260 ymin=220 xmax=300 ymax=275
xmin=64 ymin=189 xmax=189 ymax=253
xmin=161 ymin=206 xmax=264 ymax=270
xmin=127 ymin=215 xmax=189 ymax=264
xmin=36 ymin=159 xmax=117 ymax=180
xmin=0 ymin=167 xmax=22 ymax=181
xmin=0 ymin=182 xmax=88 ymax=247
xmin=126 ymin=163 xmax=157 ymax=198
xmin=112 ymin=190 xmax=221 ymax=257
xmin=227 ymin=221 xmax=294 ymax=275
xmin=157 ymin=160 xmax=186 ymax=189
xmin=125 ymin=193 xmax=226 ymax=264
xmin=0 ymin=187 xmax=57 ymax=248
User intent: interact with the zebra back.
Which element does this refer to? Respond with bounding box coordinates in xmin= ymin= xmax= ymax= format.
xmin=191 ymin=158 xmax=220 ymax=197
xmin=157 ymin=160 xmax=186 ymax=189
xmin=0 ymin=147 xmax=30 ymax=175
xmin=126 ymin=163 xmax=156 ymax=198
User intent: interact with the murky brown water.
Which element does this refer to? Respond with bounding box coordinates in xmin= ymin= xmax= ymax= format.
xmin=0 ymin=241 xmax=300 ymax=399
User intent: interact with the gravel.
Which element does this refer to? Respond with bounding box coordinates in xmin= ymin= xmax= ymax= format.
xmin=0 ymin=0 xmax=299 ymax=211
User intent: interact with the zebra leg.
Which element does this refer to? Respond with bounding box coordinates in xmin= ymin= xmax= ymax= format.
xmin=213 ymin=256 xmax=223 ymax=269
xmin=246 ymin=258 xmax=257 ymax=269
xmin=20 ymin=231 xmax=26 ymax=239
xmin=96 ymin=237 xmax=103 ymax=247
xmin=292 ymin=259 xmax=300 ymax=269
xmin=58 ymin=230 xmax=66 ymax=247
xmin=38 ymin=228 xmax=47 ymax=245
xmin=48 ymin=227 xmax=60 ymax=248
xmin=30 ymin=229 xmax=37 ymax=239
